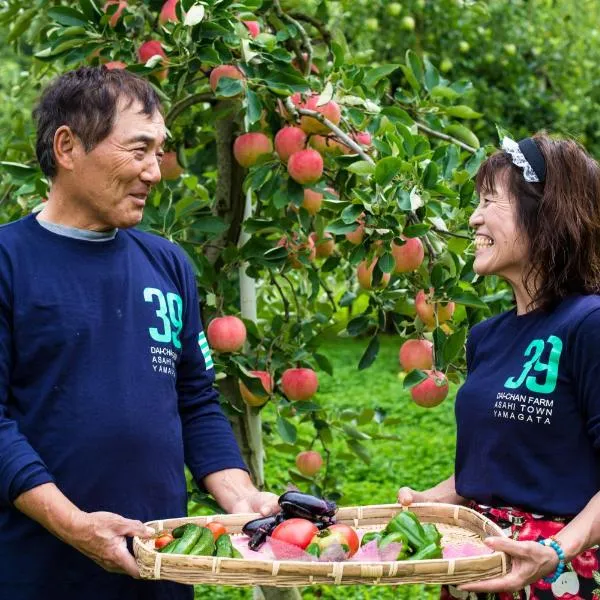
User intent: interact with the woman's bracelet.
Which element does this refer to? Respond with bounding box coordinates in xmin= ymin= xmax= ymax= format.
xmin=538 ymin=537 xmax=566 ymax=583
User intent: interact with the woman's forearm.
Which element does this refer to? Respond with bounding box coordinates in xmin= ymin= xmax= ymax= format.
xmin=428 ymin=474 xmax=467 ymax=504
xmin=554 ymin=491 xmax=600 ymax=561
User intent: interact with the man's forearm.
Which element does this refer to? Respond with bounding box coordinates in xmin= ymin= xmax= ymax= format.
xmin=14 ymin=482 xmax=82 ymax=543
xmin=203 ymin=468 xmax=257 ymax=513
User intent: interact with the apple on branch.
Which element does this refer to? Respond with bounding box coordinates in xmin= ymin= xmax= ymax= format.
xmin=206 ymin=316 xmax=247 ymax=353
xmin=281 ymin=367 xmax=319 ymax=401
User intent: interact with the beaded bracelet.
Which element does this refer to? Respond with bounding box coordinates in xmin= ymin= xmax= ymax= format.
xmin=538 ymin=537 xmax=566 ymax=583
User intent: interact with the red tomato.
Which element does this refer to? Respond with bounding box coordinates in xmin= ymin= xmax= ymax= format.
xmin=154 ymin=533 xmax=174 ymax=549
xmin=328 ymin=523 xmax=360 ymax=557
xmin=206 ymin=522 xmax=227 ymax=540
xmin=271 ymin=518 xmax=319 ymax=549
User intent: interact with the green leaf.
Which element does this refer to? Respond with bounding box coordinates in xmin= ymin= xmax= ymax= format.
xmin=406 ymin=50 xmax=423 ymax=84
xmin=7 ymin=8 xmax=37 ymax=43
xmin=342 ymin=424 xmax=371 ymax=440
xmin=445 ymin=124 xmax=480 ymax=150
xmin=423 ymin=59 xmax=440 ymax=92
xmin=79 ymin=0 xmax=101 ymax=21
xmin=332 ymin=42 xmax=345 ymax=69
xmin=339 ymin=291 xmax=356 ymax=307
xmin=399 ymin=65 xmax=420 ymax=93
xmin=358 ymin=335 xmax=379 ymax=370
xmin=277 ymin=416 xmax=297 ymax=444
xmin=375 ymin=157 xmax=403 ymax=186
xmin=341 ymin=204 xmax=364 ymax=224
xmin=215 ymin=77 xmax=245 ymax=98
xmin=190 ymin=216 xmax=228 ymax=234
xmin=364 ymin=64 xmax=400 ymax=88
xmin=442 ymin=328 xmax=467 ymax=366
xmin=0 ymin=161 xmax=37 ymax=179
xmin=403 ymin=223 xmax=430 ymax=237
xmin=449 ymin=290 xmax=488 ymax=309
xmin=314 ymin=353 xmax=333 ymax=376
xmin=245 ymin=89 xmax=262 ymax=125
xmin=346 ymin=160 xmax=375 ymax=176
xmin=422 ymin=161 xmax=438 ymax=189
xmin=48 ymin=6 xmax=89 ymax=27
xmin=403 ymin=369 xmax=428 ymax=389
xmin=445 ymin=105 xmax=483 ymax=119
xmin=381 ymin=106 xmax=414 ymax=126
xmin=346 ymin=316 xmax=371 ymax=336
xmin=347 ymin=439 xmax=371 ymax=465
xmin=378 ymin=252 xmax=395 ymax=274
xmin=325 ymin=219 xmax=361 ymax=235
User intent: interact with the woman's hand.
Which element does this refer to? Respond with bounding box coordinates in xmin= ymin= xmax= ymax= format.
xmin=397 ymin=474 xmax=465 ymax=506
xmin=397 ymin=486 xmax=438 ymax=505
xmin=458 ymin=536 xmax=559 ymax=594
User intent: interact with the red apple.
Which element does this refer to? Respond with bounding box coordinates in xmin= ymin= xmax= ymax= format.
xmin=206 ymin=316 xmax=247 ymax=353
xmin=415 ymin=289 xmax=455 ymax=328
xmin=281 ymin=367 xmax=319 ymax=401
xmin=239 ymin=370 xmax=274 ymax=407
xmin=104 ymin=0 xmax=127 ymax=27
xmin=291 ymin=93 xmax=342 ymax=135
xmin=345 ymin=214 xmax=365 ymax=245
xmin=242 ymin=20 xmax=260 ymax=38
xmin=278 ymin=235 xmax=316 ymax=269
xmin=104 ymin=60 xmax=127 ymax=70
xmin=352 ymin=131 xmax=372 ymax=147
xmin=357 ymin=259 xmax=391 ymax=290
xmin=295 ymin=450 xmax=323 ymax=476
xmin=274 ymin=127 xmax=307 ymax=163
xmin=209 ymin=65 xmax=245 ymax=94
xmin=291 ymin=53 xmax=320 ymax=74
xmin=411 ymin=370 xmax=449 ymax=407
xmin=392 ymin=236 xmax=424 ymax=273
xmin=302 ymin=189 xmax=323 ymax=215
xmin=309 ymin=232 xmax=335 ymax=258
xmin=159 ymin=0 xmax=178 ymax=24
xmin=160 ymin=151 xmax=184 ymax=180
xmin=287 ymin=149 xmax=323 ymax=185
xmin=138 ymin=40 xmax=168 ymax=81
xmin=233 ymin=133 xmax=273 ymax=168
xmin=399 ymin=339 xmax=433 ymax=371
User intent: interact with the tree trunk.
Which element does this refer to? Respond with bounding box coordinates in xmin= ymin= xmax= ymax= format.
xmin=210 ymin=103 xmax=301 ymax=600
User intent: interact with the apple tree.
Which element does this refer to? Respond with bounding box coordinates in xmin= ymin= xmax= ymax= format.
xmin=0 ymin=0 xmax=498 ymax=512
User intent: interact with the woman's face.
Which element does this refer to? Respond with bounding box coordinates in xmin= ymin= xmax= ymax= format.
xmin=468 ymin=172 xmax=530 ymax=283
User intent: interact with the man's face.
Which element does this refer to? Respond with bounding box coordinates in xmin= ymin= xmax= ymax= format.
xmin=70 ymin=98 xmax=166 ymax=230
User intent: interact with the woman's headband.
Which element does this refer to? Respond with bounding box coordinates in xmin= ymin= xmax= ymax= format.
xmin=501 ymin=136 xmax=546 ymax=183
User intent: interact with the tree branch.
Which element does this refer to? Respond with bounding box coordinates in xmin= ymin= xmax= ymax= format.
xmin=415 ymin=121 xmax=477 ymax=153
xmin=430 ymin=227 xmax=471 ymax=240
xmin=165 ymin=93 xmax=215 ymax=128
xmin=284 ymin=98 xmax=374 ymax=164
xmin=288 ymin=11 xmax=333 ymax=62
xmin=270 ymin=273 xmax=290 ymax=322
xmin=271 ymin=0 xmax=313 ymax=77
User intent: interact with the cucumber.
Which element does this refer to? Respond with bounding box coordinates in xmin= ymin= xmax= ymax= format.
xmin=190 ymin=527 xmax=216 ymax=556
xmin=170 ymin=524 xmax=204 ymax=554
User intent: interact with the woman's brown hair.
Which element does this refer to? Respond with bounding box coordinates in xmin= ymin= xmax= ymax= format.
xmin=475 ymin=133 xmax=600 ymax=310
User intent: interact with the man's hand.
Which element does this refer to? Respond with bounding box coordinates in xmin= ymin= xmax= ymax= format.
xmin=14 ymin=483 xmax=154 ymax=578
xmin=66 ymin=511 xmax=155 ymax=578
xmin=229 ymin=491 xmax=280 ymax=516
xmin=458 ymin=536 xmax=559 ymax=594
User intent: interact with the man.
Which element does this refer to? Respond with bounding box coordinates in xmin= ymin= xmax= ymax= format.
xmin=0 ymin=66 xmax=277 ymax=599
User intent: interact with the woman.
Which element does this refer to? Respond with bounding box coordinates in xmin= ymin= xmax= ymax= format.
xmin=398 ymin=134 xmax=600 ymax=599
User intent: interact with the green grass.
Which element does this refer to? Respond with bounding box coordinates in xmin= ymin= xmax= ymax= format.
xmin=194 ymin=336 xmax=456 ymax=599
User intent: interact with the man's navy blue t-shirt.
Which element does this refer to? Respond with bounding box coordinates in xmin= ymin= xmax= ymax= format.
xmin=0 ymin=215 xmax=247 ymax=599
xmin=455 ymin=295 xmax=600 ymax=516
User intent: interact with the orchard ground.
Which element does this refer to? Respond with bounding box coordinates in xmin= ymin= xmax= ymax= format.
xmin=191 ymin=335 xmax=456 ymax=600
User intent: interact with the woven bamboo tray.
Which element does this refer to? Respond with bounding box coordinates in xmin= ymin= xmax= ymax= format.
xmin=133 ymin=502 xmax=510 ymax=586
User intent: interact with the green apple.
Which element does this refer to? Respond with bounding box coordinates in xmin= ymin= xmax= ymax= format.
xmin=400 ymin=15 xmax=415 ymax=30
xmin=504 ymin=43 xmax=517 ymax=56
xmin=365 ymin=17 xmax=379 ymax=31
xmin=458 ymin=40 xmax=470 ymax=53
xmin=440 ymin=58 xmax=453 ymax=72
xmin=387 ymin=2 xmax=402 ymax=16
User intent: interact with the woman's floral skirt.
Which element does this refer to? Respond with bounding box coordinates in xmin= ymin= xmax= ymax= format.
xmin=442 ymin=502 xmax=600 ymax=600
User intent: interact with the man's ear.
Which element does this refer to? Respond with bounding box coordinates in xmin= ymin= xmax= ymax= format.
xmin=53 ymin=126 xmax=80 ymax=172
